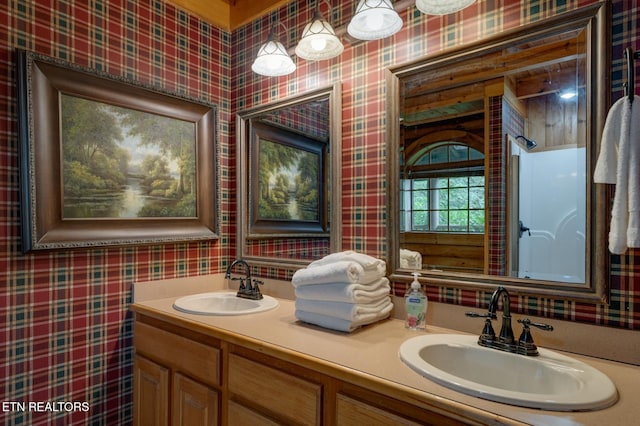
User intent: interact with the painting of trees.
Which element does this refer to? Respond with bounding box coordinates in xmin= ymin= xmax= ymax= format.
xmin=60 ymin=94 xmax=196 ymax=219
xmin=61 ymin=95 xmax=128 ymax=197
xmin=257 ymin=139 xmax=319 ymax=221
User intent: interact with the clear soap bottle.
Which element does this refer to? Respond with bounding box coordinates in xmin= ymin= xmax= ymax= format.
xmin=405 ymin=272 xmax=427 ymax=330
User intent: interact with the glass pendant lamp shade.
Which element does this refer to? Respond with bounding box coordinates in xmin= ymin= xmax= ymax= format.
xmin=295 ymin=9 xmax=344 ymax=61
xmin=347 ymin=0 xmax=403 ymax=41
xmin=415 ymin=0 xmax=476 ymax=15
xmin=252 ymin=31 xmax=296 ymax=77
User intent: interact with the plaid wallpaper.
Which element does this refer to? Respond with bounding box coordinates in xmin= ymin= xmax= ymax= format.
xmin=0 ymin=0 xmax=231 ymax=424
xmin=487 ymin=95 xmax=506 ymax=275
xmin=0 ymin=0 xmax=638 ymax=424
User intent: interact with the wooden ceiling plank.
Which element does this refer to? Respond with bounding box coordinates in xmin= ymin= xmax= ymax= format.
xmin=167 ymin=0 xmax=231 ymax=30
xmin=230 ymin=0 xmax=292 ymax=30
xmin=403 ymin=37 xmax=584 ymax=99
xmin=165 ymin=0 xmax=288 ymax=31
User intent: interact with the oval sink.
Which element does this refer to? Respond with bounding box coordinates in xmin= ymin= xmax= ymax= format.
xmin=173 ymin=292 xmax=279 ymax=316
xmin=399 ymin=334 xmax=618 ymax=411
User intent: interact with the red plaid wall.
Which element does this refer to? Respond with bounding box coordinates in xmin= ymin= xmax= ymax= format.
xmin=0 ymin=0 xmax=230 ymax=424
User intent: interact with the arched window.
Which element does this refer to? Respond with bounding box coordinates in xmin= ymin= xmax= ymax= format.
xmin=401 ymin=141 xmax=484 ymax=233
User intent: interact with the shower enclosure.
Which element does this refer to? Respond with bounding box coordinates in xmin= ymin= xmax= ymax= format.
xmin=510 ymin=141 xmax=586 ymax=284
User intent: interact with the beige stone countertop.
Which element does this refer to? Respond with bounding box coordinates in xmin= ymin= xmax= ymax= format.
xmin=131 ymin=276 xmax=640 ymax=426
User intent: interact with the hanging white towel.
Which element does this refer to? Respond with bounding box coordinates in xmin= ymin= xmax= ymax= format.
xmin=594 ymin=95 xmax=640 ymax=253
xmin=291 ymin=260 xmax=384 ymax=287
xmin=294 ymin=278 xmax=391 ymax=303
xmin=628 ymin=98 xmax=640 ymax=247
xmin=295 ymin=297 xmax=392 ymax=321
xmin=594 ymin=97 xmax=627 ymax=184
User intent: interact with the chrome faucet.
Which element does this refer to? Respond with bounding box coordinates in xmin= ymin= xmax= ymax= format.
xmin=225 ymin=259 xmax=263 ymax=300
xmin=466 ymin=286 xmax=553 ymax=356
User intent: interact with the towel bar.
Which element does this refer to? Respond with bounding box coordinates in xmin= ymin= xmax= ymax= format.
xmin=624 ymin=47 xmax=640 ymax=102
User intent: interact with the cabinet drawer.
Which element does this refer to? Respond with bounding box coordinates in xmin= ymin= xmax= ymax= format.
xmin=227 ymin=400 xmax=280 ymax=426
xmin=336 ymin=385 xmax=469 ymax=426
xmin=336 ymin=393 xmax=422 ymax=426
xmin=228 ymin=353 xmax=321 ymax=425
xmin=134 ymin=321 xmax=220 ymax=387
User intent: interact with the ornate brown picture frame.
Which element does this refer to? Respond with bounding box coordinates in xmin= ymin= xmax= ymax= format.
xmin=17 ymin=50 xmax=218 ymax=251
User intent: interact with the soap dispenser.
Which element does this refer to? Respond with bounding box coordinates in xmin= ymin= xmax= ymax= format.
xmin=405 ymin=272 xmax=427 ymax=330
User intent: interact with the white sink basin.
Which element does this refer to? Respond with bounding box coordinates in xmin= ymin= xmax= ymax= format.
xmin=173 ymin=292 xmax=279 ymax=316
xmin=399 ymin=334 xmax=618 ymax=411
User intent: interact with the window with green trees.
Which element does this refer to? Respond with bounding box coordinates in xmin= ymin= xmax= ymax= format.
xmin=401 ymin=142 xmax=484 ymax=233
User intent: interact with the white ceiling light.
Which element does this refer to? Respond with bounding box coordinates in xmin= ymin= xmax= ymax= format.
xmin=347 ymin=0 xmax=403 ymax=41
xmin=416 ymin=0 xmax=476 ymax=15
xmin=295 ymin=6 xmax=344 ymax=61
xmin=252 ymin=26 xmax=296 ymax=77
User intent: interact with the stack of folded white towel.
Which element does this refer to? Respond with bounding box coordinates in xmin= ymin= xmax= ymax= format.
xmin=292 ymin=251 xmax=392 ymax=332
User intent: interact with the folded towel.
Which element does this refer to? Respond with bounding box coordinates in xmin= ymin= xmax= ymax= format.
xmin=295 ymin=297 xmax=392 ymax=321
xmin=291 ymin=260 xmax=384 ymax=287
xmin=308 ymin=250 xmax=386 ymax=275
xmin=594 ymin=95 xmax=640 ymax=253
xmin=295 ymin=302 xmax=393 ymax=333
xmin=294 ymin=278 xmax=391 ymax=303
xmin=400 ymin=248 xmax=422 ymax=269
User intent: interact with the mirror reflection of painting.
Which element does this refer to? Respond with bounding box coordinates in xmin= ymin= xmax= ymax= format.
xmin=61 ymin=94 xmax=197 ymax=219
xmin=249 ymin=120 xmax=327 ymax=236
xmin=258 ymin=139 xmax=320 ymax=222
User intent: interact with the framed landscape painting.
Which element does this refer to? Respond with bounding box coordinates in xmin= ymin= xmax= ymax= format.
xmin=248 ymin=121 xmax=328 ymax=237
xmin=17 ymin=50 xmax=218 ymax=251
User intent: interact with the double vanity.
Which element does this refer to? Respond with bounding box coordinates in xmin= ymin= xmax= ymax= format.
xmin=131 ymin=275 xmax=640 ymax=426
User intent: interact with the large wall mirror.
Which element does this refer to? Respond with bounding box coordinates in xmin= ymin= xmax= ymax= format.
xmin=237 ymin=84 xmax=341 ymax=269
xmin=386 ymin=3 xmax=609 ymax=302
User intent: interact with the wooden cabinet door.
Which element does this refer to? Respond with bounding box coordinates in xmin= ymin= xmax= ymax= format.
xmin=172 ymin=373 xmax=219 ymax=426
xmin=133 ymin=355 xmax=169 ymax=426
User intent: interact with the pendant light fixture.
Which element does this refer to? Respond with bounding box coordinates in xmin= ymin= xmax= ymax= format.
xmin=252 ymin=23 xmax=296 ymax=77
xmin=415 ymin=0 xmax=476 ymax=15
xmin=295 ymin=1 xmax=343 ymax=61
xmin=347 ymin=0 xmax=403 ymax=41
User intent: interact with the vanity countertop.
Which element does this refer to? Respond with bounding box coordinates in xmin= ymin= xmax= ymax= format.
xmin=131 ymin=277 xmax=640 ymax=426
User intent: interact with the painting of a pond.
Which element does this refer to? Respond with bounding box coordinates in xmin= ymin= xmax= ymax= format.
xmin=61 ymin=94 xmax=197 ymax=219
xmin=258 ymin=139 xmax=319 ymax=222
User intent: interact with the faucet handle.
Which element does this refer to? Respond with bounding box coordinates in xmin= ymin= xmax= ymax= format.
xmin=465 ymin=312 xmax=496 ymax=341
xmin=251 ymin=279 xmax=264 ymax=299
xmin=517 ymin=318 xmax=553 ymax=355
xmin=465 ymin=311 xmax=492 ymax=318
xmin=517 ymin=318 xmax=553 ymax=331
